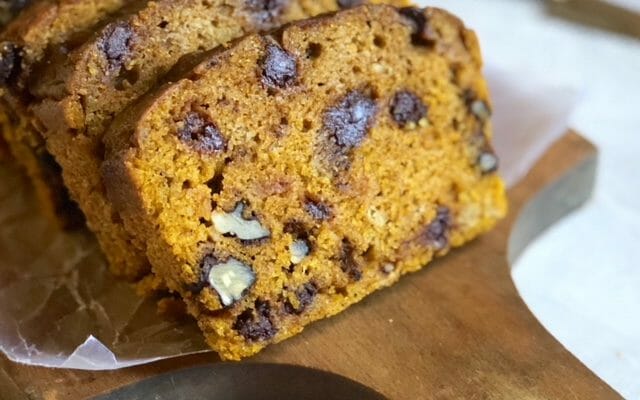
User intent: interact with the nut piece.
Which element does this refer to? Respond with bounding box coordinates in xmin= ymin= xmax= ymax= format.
xmin=212 ymin=203 xmax=270 ymax=241
xmin=290 ymin=240 xmax=310 ymax=264
xmin=207 ymin=258 xmax=256 ymax=307
xmin=382 ymin=263 xmax=396 ymax=274
xmin=471 ymin=99 xmax=491 ymax=122
xmin=478 ymin=151 xmax=499 ymax=174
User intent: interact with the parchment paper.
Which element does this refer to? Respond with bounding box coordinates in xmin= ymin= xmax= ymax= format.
xmin=0 ymin=66 xmax=578 ymax=370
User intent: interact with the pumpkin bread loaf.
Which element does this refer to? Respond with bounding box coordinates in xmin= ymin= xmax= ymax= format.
xmin=103 ymin=5 xmax=507 ymax=359
xmin=0 ymin=0 xmax=133 ymax=227
xmin=30 ymin=0 xmax=407 ymax=280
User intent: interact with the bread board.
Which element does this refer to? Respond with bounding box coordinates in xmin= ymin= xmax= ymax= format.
xmin=0 ymin=131 xmax=621 ymax=399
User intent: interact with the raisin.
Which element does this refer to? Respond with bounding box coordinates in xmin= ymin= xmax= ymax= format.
xmin=337 ymin=0 xmax=364 ymax=8
xmin=261 ymin=41 xmax=297 ymax=90
xmin=284 ymin=282 xmax=318 ymax=314
xmin=99 ymin=22 xmax=135 ymax=71
xmin=178 ymin=111 xmax=226 ymax=154
xmin=0 ymin=42 xmax=22 ymax=86
xmin=245 ymin=0 xmax=288 ymax=29
xmin=340 ymin=239 xmax=362 ymax=281
xmin=304 ymin=198 xmax=332 ymax=221
xmin=233 ymin=300 xmax=278 ymax=342
xmin=323 ymin=90 xmax=377 ymax=149
xmin=390 ymin=90 xmax=428 ymax=127
xmin=422 ymin=206 xmax=452 ymax=251
xmin=399 ymin=7 xmax=438 ymax=47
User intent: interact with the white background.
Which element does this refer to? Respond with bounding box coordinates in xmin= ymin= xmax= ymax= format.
xmin=419 ymin=0 xmax=640 ymax=398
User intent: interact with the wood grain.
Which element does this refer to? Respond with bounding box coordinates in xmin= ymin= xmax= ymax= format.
xmin=546 ymin=0 xmax=640 ymax=39
xmin=0 ymin=132 xmax=622 ymax=399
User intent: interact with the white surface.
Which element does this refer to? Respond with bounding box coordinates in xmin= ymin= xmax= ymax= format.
xmin=421 ymin=0 xmax=640 ymax=398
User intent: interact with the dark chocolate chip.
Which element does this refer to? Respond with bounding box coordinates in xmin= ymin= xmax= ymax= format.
xmin=261 ymin=42 xmax=297 ymax=90
xmin=324 ymin=90 xmax=377 ymax=149
xmin=304 ymin=199 xmax=332 ymax=221
xmin=233 ymin=300 xmax=278 ymax=342
xmin=245 ymin=0 xmax=288 ymax=29
xmin=339 ymin=239 xmax=362 ymax=281
xmin=337 ymin=0 xmax=364 ymax=8
xmin=99 ymin=22 xmax=135 ymax=71
xmin=0 ymin=42 xmax=22 ymax=86
xmin=390 ymin=90 xmax=428 ymax=127
xmin=423 ymin=206 xmax=452 ymax=251
xmin=178 ymin=111 xmax=227 ymax=154
xmin=399 ymin=7 xmax=438 ymax=47
xmin=284 ymin=220 xmax=309 ymax=239
xmin=206 ymin=172 xmax=224 ymax=195
xmin=284 ymin=282 xmax=318 ymax=314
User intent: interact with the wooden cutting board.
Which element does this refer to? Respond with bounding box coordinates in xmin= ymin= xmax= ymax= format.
xmin=0 ymin=132 xmax=622 ymax=399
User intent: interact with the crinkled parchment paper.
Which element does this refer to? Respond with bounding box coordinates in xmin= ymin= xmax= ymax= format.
xmin=0 ymin=66 xmax=578 ymax=370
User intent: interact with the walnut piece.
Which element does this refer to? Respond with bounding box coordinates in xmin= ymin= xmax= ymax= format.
xmin=207 ymin=258 xmax=256 ymax=306
xmin=212 ymin=203 xmax=270 ymax=240
xmin=290 ymin=239 xmax=310 ymax=264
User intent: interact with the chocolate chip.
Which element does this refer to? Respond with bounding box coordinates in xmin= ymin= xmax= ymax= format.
xmin=399 ymin=7 xmax=438 ymax=47
xmin=390 ymin=90 xmax=428 ymax=127
xmin=304 ymin=199 xmax=332 ymax=221
xmin=337 ymin=0 xmax=364 ymax=8
xmin=261 ymin=41 xmax=297 ymax=90
xmin=99 ymin=22 xmax=135 ymax=71
xmin=0 ymin=42 xmax=22 ymax=86
xmin=284 ymin=282 xmax=318 ymax=314
xmin=324 ymin=90 xmax=377 ymax=149
xmin=233 ymin=300 xmax=278 ymax=342
xmin=178 ymin=111 xmax=227 ymax=154
xmin=339 ymin=239 xmax=362 ymax=281
xmin=423 ymin=206 xmax=452 ymax=251
xmin=245 ymin=0 xmax=288 ymax=29
xmin=283 ymin=220 xmax=307 ymax=237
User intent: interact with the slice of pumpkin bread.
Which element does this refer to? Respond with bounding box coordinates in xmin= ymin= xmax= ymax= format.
xmin=0 ymin=0 xmax=134 ymax=228
xmin=103 ymin=4 xmax=508 ymax=359
xmin=29 ymin=0 xmax=407 ymax=280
